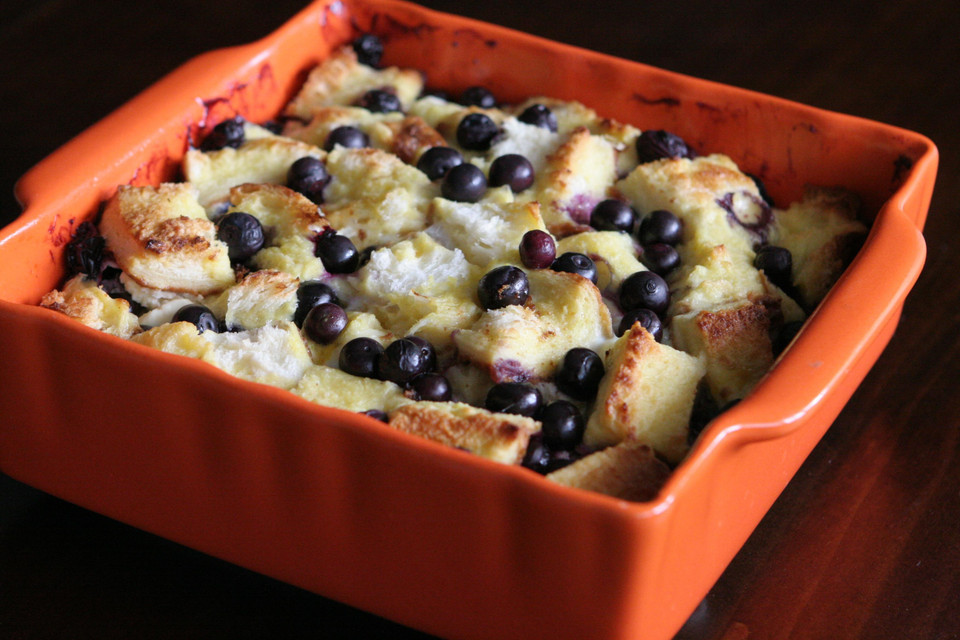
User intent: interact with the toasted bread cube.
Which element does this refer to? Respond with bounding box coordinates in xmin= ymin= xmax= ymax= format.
xmin=322 ymin=147 xmax=437 ymax=249
xmin=224 ymin=183 xmax=330 ymax=281
xmin=100 ymin=183 xmax=235 ymax=295
xmin=290 ymin=364 xmax=409 ymax=413
xmin=207 ymin=270 xmax=299 ymax=330
xmin=769 ymin=186 xmax=867 ymax=309
xmin=670 ymin=244 xmax=804 ymax=323
xmin=429 ymin=198 xmax=547 ymax=268
xmin=585 ymin=326 xmax=705 ymax=464
xmin=40 ymin=275 xmax=141 ymax=339
xmin=528 ymin=127 xmax=618 ymax=236
xmin=350 ymin=233 xmax=482 ymax=353
xmin=183 ymin=137 xmax=323 ymax=208
xmin=454 ymin=269 xmax=614 ymax=382
xmin=547 ymin=438 xmax=671 ymax=502
xmin=616 ymin=154 xmax=761 ymax=262
xmin=486 ymin=117 xmax=563 ymax=175
xmin=388 ymin=401 xmax=539 ymax=464
xmin=671 ymin=302 xmax=779 ymax=406
xmin=556 ymin=230 xmax=645 ymax=293
xmin=284 ymin=46 xmax=423 ymax=120
xmin=133 ymin=321 xmax=312 ymax=390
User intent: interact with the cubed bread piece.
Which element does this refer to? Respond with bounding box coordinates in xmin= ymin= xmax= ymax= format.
xmin=547 ymin=438 xmax=671 ymax=502
xmin=486 ymin=117 xmax=563 ymax=175
xmin=224 ymin=183 xmax=330 ymax=281
xmin=428 ymin=198 xmax=547 ymax=268
xmin=130 ymin=321 xmax=212 ymax=359
xmin=616 ymin=154 xmax=762 ymax=262
xmin=207 ymin=270 xmax=299 ymax=330
xmin=768 ymin=186 xmax=867 ymax=309
xmin=99 ymin=183 xmax=235 ymax=295
xmin=671 ymin=302 xmax=777 ymax=406
xmin=284 ymin=46 xmax=423 ymax=119
xmin=407 ymin=95 xmax=467 ymax=130
xmin=556 ymin=230 xmax=645 ymax=293
xmin=40 ymin=275 xmax=141 ymax=339
xmin=290 ymin=364 xmax=409 ymax=413
xmin=322 ymin=146 xmax=438 ymax=249
xmin=585 ymin=326 xmax=705 ymax=464
xmin=133 ymin=321 xmax=312 ymax=390
xmin=510 ymin=97 xmax=640 ymax=176
xmin=182 ymin=137 xmax=323 ymax=208
xmin=669 ymin=244 xmax=804 ymax=323
xmin=527 ymin=127 xmax=618 ymax=236
xmin=387 ymin=401 xmax=539 ymax=464
xmin=454 ymin=269 xmax=614 ymax=383
xmin=282 ymin=106 xmax=404 ymax=148
xmin=348 ymin=233 xmax=482 ymax=352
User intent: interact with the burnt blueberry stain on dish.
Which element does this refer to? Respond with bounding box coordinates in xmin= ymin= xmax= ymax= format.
xmin=631 ymin=93 xmax=681 ymax=108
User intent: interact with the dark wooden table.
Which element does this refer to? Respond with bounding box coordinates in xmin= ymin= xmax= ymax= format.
xmin=2 ymin=1 xmax=958 ymax=638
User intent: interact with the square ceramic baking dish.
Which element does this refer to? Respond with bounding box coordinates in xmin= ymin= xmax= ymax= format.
xmin=0 ymin=1 xmax=936 ymax=639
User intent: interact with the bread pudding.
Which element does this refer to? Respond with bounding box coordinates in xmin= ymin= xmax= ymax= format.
xmin=39 ymin=35 xmax=867 ymax=502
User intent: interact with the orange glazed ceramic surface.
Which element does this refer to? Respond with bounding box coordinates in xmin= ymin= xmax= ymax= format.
xmin=0 ymin=2 xmax=936 ymax=639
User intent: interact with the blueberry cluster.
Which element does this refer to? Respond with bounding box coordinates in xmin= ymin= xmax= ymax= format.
xmin=339 ymin=335 xmax=452 ymax=403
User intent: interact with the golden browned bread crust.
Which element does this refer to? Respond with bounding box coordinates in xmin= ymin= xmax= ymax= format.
xmin=388 ymin=401 xmax=539 ymax=464
xmin=547 ymin=438 xmax=671 ymax=502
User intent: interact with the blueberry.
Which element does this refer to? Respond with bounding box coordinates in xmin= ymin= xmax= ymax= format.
xmin=357 ymin=88 xmax=402 ymax=113
xmin=555 ymin=348 xmax=605 ymax=401
xmin=517 ymin=103 xmax=558 ymax=133
xmin=638 ymin=209 xmax=683 ymax=245
xmin=410 ymin=373 xmax=453 ymax=402
xmin=200 ymin=117 xmax=244 ymax=151
xmin=404 ymin=335 xmax=437 ymax=373
xmin=173 ymin=304 xmax=219 ymax=334
xmin=378 ymin=338 xmax=427 ymax=385
xmin=360 ymin=408 xmax=389 ymax=422
xmin=485 ymin=382 xmax=542 ymax=418
xmin=325 ymin=125 xmax=370 ymax=151
xmin=460 ymin=86 xmax=496 ymax=108
xmin=417 ymin=146 xmax=463 ymax=181
xmin=456 ymin=113 xmax=499 ymax=151
xmin=551 ymin=252 xmax=598 ymax=285
xmin=521 ymin=433 xmax=551 ymax=474
xmin=617 ymin=308 xmax=663 ymax=341
xmin=64 ymin=221 xmax=105 ymax=277
xmin=754 ymin=245 xmax=793 ymax=290
xmin=590 ymin=199 xmax=637 ymax=233
xmin=441 ymin=163 xmax=487 ymax=202
xmin=303 ymin=302 xmax=347 ymax=344
xmin=636 ymin=129 xmax=696 ymax=163
xmin=339 ymin=337 xmax=385 ymax=378
xmin=540 ymin=400 xmax=585 ymax=451
xmin=519 ymin=229 xmax=556 ymax=269
xmin=295 ymin=280 xmax=339 ymax=327
xmin=217 ymin=212 xmax=264 ymax=263
xmin=488 ymin=154 xmax=534 ymax=193
xmin=287 ymin=156 xmax=330 ymax=203
xmin=640 ymin=243 xmax=680 ymax=276
xmin=314 ymin=232 xmax=361 ymax=274
xmin=619 ymin=271 xmax=670 ymax=315
xmin=478 ymin=265 xmax=530 ymax=310
xmin=352 ymin=34 xmax=384 ymax=67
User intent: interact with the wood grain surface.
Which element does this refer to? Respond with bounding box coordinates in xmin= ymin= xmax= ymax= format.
xmin=2 ymin=1 xmax=958 ymax=638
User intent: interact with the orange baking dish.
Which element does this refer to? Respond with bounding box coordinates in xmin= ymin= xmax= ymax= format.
xmin=0 ymin=2 xmax=936 ymax=639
